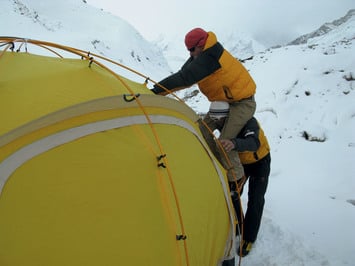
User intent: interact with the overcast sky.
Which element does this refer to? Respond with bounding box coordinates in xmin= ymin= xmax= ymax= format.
xmin=88 ymin=0 xmax=354 ymax=47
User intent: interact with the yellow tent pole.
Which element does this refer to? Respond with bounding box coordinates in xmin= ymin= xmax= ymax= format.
xmin=90 ymin=57 xmax=191 ymax=266
xmin=0 ymin=42 xmax=14 ymax=59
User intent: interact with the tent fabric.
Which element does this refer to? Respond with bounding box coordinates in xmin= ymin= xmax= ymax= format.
xmin=0 ymin=38 xmax=236 ymax=266
xmin=0 ymin=51 xmax=148 ymax=136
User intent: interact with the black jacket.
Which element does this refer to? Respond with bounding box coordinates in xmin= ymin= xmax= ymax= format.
xmin=151 ymin=43 xmax=224 ymax=94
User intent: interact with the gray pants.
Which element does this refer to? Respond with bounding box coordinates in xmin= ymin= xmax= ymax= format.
xmin=200 ymin=96 xmax=256 ymax=181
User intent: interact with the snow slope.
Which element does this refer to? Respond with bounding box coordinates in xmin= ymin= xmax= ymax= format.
xmin=0 ymin=0 xmax=171 ymax=81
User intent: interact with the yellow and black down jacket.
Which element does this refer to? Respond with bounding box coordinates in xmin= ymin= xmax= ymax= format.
xmin=232 ymin=117 xmax=270 ymax=165
xmin=152 ymin=31 xmax=256 ymax=102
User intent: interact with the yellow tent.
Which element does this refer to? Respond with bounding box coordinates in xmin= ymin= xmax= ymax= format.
xmin=0 ymin=37 xmax=236 ymax=266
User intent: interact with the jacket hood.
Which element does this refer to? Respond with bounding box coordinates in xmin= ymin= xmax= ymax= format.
xmin=204 ymin=31 xmax=218 ymax=50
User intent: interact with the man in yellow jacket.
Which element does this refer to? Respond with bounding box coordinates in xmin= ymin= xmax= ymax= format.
xmin=152 ymin=28 xmax=257 ymax=182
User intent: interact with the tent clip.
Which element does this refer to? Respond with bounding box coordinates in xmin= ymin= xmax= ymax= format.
xmin=157 ymin=154 xmax=166 ymax=168
xmin=176 ymin=235 xmax=187 ymax=240
xmin=0 ymin=42 xmax=15 ymax=51
xmin=123 ymin=93 xmax=140 ymax=102
xmin=88 ymin=57 xmax=94 ymax=67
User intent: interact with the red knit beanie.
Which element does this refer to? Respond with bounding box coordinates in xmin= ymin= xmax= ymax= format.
xmin=184 ymin=28 xmax=208 ymax=49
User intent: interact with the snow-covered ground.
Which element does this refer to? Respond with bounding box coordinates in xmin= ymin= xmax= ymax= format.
xmin=236 ymin=29 xmax=355 ymax=265
xmin=1 ymin=1 xmax=354 ymax=265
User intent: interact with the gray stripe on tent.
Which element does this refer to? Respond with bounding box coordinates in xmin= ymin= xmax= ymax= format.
xmin=0 ymin=114 xmax=234 ymax=218
xmin=0 ymin=94 xmax=199 ymax=148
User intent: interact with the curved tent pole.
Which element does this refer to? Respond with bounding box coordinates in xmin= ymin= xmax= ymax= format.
xmin=0 ymin=41 xmax=15 ymax=59
xmin=0 ymin=37 xmax=185 ymax=103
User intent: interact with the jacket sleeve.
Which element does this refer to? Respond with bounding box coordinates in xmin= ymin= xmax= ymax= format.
xmin=233 ymin=118 xmax=260 ymax=152
xmin=152 ymin=44 xmax=223 ymax=95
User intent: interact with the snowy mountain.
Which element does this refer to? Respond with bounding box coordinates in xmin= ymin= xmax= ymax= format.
xmin=288 ymin=9 xmax=355 ymax=45
xmin=1 ymin=0 xmax=354 ymax=265
xmin=153 ymin=29 xmax=265 ymax=73
xmin=0 ymin=0 xmax=171 ymax=81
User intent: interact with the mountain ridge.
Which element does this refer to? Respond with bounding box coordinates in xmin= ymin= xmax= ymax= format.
xmin=288 ymin=9 xmax=355 ymax=45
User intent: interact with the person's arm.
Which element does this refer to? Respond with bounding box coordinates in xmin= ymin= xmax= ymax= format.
xmin=220 ymin=118 xmax=260 ymax=152
xmin=151 ymin=70 xmax=193 ymax=95
xmin=232 ymin=129 xmax=260 ymax=152
xmin=152 ymin=44 xmax=223 ymax=95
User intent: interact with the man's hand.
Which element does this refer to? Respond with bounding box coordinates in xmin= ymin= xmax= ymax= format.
xmin=219 ymin=139 xmax=235 ymax=152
